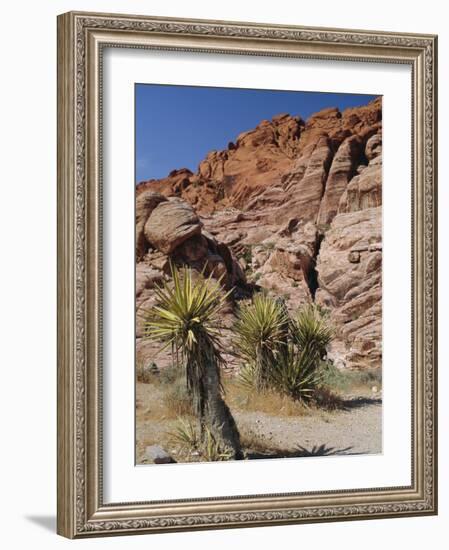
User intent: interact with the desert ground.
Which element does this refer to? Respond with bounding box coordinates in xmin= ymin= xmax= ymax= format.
xmin=136 ymin=370 xmax=382 ymax=464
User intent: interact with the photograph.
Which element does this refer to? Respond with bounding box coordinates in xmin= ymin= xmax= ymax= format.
xmin=134 ymin=84 xmax=383 ymax=466
xmin=55 ymin=9 xmax=437 ymax=538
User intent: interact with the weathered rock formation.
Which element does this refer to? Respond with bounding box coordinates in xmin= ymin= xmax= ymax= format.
xmin=136 ymin=97 xmax=383 ymax=370
xmin=135 ymin=192 xmax=247 ymax=366
xmin=315 ymin=207 xmax=382 ymax=369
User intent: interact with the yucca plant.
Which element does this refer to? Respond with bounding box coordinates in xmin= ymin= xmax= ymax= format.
xmin=269 ymin=343 xmax=325 ymax=402
xmin=291 ymin=303 xmax=334 ymax=362
xmin=144 ymin=263 xmax=242 ymax=459
xmin=202 ymin=426 xmax=234 ymax=462
xmin=235 ymin=299 xmax=334 ymax=402
xmin=233 ymin=294 xmax=289 ymax=391
xmin=273 ymin=304 xmax=333 ymax=401
xmin=167 ymin=417 xmax=200 ymax=454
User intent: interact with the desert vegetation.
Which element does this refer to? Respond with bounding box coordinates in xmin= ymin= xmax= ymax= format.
xmin=138 ymin=264 xmax=381 ymax=464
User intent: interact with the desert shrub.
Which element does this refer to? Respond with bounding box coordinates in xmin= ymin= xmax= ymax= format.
xmin=233 ymin=294 xmax=289 ymax=391
xmin=235 ymin=301 xmax=334 ymax=402
xmin=318 ymin=361 xmax=382 ymax=394
xmin=241 ymin=246 xmax=253 ymax=266
xmin=312 ymin=385 xmax=345 ymax=410
xmin=158 ymin=363 xmax=180 ymax=385
xmin=263 ymin=241 xmax=275 ymax=251
xmin=317 ymin=222 xmax=331 ymax=234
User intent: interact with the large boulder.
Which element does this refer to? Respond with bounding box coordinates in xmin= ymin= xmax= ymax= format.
xmin=144 ymin=199 xmax=202 ymax=255
xmin=138 ymin=197 xmax=247 ymax=290
xmin=136 ymin=191 xmax=167 ymax=259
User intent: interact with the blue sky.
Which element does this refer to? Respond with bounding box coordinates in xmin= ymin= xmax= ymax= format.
xmin=135 ymin=84 xmax=378 ymax=183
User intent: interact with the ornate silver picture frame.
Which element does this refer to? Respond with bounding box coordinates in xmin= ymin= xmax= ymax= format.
xmin=57 ymin=11 xmax=437 ymax=538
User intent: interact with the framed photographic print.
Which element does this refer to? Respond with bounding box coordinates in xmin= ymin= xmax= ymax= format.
xmin=57 ymin=11 xmax=438 ymax=538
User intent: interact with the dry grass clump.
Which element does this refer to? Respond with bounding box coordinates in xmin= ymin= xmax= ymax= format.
xmin=223 ymin=379 xmax=311 ymax=417
xmin=318 ymin=362 xmax=382 ymax=395
xmin=167 ymin=417 xmax=234 ymax=462
xmin=163 ymin=377 xmax=195 ymax=417
xmin=136 ymin=364 xmax=194 ymax=421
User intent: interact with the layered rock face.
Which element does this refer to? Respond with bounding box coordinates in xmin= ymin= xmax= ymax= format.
xmin=315 ymin=207 xmax=382 ymax=369
xmin=136 ymin=97 xmax=382 ymax=370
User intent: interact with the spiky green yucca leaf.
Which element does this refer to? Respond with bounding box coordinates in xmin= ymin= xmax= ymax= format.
xmin=234 ymin=294 xmax=289 ymax=391
xmin=237 ymin=362 xmax=258 ymax=393
xmin=271 ymin=304 xmax=333 ymax=401
xmin=167 ymin=417 xmax=199 ymax=453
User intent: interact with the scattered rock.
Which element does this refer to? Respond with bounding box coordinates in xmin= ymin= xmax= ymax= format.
xmin=348 ymin=251 xmax=361 ymax=264
xmin=145 ymin=445 xmax=176 ymax=464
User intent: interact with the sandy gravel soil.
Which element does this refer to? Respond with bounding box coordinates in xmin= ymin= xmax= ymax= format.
xmin=136 ymin=382 xmax=382 ymax=463
xmin=234 ymin=398 xmax=382 ymax=459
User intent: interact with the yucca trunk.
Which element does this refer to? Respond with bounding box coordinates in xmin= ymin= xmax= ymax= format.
xmin=188 ymin=335 xmax=242 ymax=459
xmin=202 ymin=350 xmax=242 ymax=459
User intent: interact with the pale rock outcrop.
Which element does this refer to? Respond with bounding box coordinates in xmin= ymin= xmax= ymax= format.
xmin=317 ymin=135 xmax=361 ymax=226
xmin=339 ymin=133 xmax=382 ymax=213
xmin=315 ymin=207 xmax=382 ymax=369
